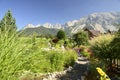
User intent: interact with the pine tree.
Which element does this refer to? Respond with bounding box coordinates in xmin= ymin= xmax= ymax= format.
xmin=0 ymin=10 xmax=17 ymax=32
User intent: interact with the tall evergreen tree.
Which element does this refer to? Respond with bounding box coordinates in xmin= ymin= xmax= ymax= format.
xmin=0 ymin=10 xmax=17 ymax=32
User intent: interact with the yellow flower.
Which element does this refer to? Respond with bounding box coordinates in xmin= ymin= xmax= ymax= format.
xmin=96 ymin=67 xmax=111 ymax=80
xmin=96 ymin=67 xmax=106 ymax=76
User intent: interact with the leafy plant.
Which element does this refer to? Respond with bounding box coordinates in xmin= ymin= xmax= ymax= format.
xmin=90 ymin=34 xmax=114 ymax=62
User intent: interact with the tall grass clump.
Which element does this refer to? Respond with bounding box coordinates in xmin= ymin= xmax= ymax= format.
xmin=48 ymin=50 xmax=65 ymax=72
xmin=23 ymin=49 xmax=78 ymax=73
xmin=64 ymin=49 xmax=77 ymax=67
xmin=0 ymin=29 xmax=28 ymax=80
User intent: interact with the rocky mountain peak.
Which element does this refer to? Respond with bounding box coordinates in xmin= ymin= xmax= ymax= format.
xmin=23 ymin=12 xmax=120 ymax=35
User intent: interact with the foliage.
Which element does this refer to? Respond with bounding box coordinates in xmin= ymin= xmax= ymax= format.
xmin=0 ymin=10 xmax=17 ymax=33
xmin=89 ymin=34 xmax=120 ymax=78
xmin=73 ymin=30 xmax=89 ymax=47
xmin=90 ymin=34 xmax=114 ymax=61
xmin=79 ymin=46 xmax=92 ymax=58
xmin=0 ymin=29 xmax=28 ymax=80
xmin=110 ymin=28 xmax=120 ymax=59
xmin=57 ymin=30 xmax=66 ymax=40
xmin=64 ymin=49 xmax=77 ymax=67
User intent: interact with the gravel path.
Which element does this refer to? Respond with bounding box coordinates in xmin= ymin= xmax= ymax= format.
xmin=57 ymin=56 xmax=89 ymax=80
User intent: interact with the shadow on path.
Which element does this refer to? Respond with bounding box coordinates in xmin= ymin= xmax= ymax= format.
xmin=57 ymin=57 xmax=89 ymax=80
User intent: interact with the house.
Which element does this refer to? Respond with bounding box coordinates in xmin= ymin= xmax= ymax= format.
xmin=107 ymin=29 xmax=117 ymax=34
xmin=84 ymin=28 xmax=101 ymax=39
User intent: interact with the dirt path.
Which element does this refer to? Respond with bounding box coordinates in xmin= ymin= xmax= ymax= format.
xmin=57 ymin=56 xmax=89 ymax=80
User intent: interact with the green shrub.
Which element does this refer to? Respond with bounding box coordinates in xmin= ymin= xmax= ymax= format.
xmin=90 ymin=34 xmax=114 ymax=60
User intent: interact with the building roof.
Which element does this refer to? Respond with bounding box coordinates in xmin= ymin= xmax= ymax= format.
xmin=89 ymin=30 xmax=100 ymax=36
xmin=84 ymin=28 xmax=100 ymax=37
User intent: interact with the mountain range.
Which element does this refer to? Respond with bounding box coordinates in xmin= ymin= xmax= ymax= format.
xmin=21 ymin=12 xmax=120 ymax=36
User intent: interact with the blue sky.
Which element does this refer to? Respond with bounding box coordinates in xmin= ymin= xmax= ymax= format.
xmin=0 ymin=0 xmax=120 ymax=29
